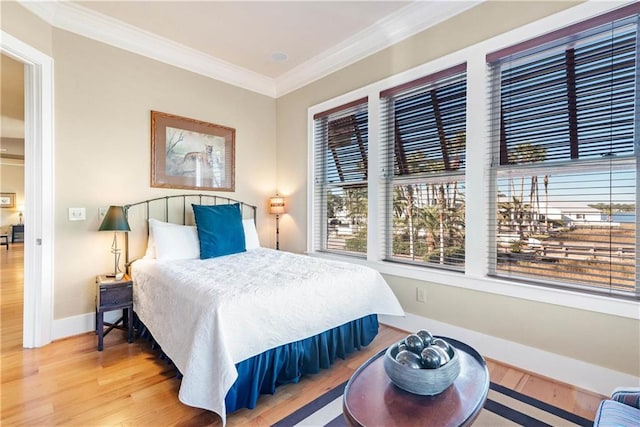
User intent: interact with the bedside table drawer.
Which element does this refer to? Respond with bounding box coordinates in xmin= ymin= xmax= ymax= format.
xmin=98 ymin=283 xmax=132 ymax=308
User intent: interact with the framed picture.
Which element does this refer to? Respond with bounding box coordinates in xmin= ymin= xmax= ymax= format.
xmin=0 ymin=193 xmax=15 ymax=208
xmin=151 ymin=111 xmax=235 ymax=192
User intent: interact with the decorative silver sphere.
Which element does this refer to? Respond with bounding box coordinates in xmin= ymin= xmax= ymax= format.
xmin=432 ymin=338 xmax=455 ymax=358
xmin=404 ymin=334 xmax=424 ymax=354
xmin=429 ymin=345 xmax=450 ymax=366
xmin=395 ymin=349 xmax=423 ymax=369
xmin=416 ymin=329 xmax=434 ymax=346
xmin=420 ymin=347 xmax=441 ymax=369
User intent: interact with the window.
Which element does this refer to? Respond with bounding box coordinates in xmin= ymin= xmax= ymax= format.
xmin=308 ymin=3 xmax=638 ymax=309
xmin=381 ymin=65 xmax=467 ymax=270
xmin=488 ymin=9 xmax=638 ymax=297
xmin=312 ymin=98 xmax=368 ymax=256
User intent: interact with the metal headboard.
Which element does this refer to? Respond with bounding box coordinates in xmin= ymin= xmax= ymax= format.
xmin=123 ymin=194 xmax=257 ymax=266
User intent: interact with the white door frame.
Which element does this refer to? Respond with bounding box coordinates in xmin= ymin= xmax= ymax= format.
xmin=1 ymin=31 xmax=54 ymax=348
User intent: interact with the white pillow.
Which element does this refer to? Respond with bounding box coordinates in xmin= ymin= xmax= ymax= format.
xmin=145 ymin=218 xmax=198 ymax=259
xmin=144 ymin=218 xmax=171 ymax=259
xmin=153 ymin=222 xmax=200 ymax=260
xmin=243 ymin=219 xmax=261 ymax=250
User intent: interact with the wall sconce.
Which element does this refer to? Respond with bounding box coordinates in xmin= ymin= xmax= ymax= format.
xmin=269 ymin=195 xmax=286 ymax=250
xmin=98 ymin=206 xmax=131 ymax=278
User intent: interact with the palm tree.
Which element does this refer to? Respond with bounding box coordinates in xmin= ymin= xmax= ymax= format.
xmin=529 ymin=175 xmax=539 ymax=234
xmin=543 ymin=175 xmax=549 ymax=232
xmin=506 ymin=143 xmax=547 ymax=238
xmin=417 ymin=204 xmax=439 ymax=255
xmin=445 ymin=182 xmax=465 ymax=255
xmin=326 ymin=192 xmax=344 ymax=220
xmin=394 ymin=184 xmax=416 ymax=259
xmin=437 ymin=184 xmax=446 ymax=264
xmin=448 ymin=131 xmax=466 ymax=170
xmin=344 ymin=187 xmax=367 ymax=226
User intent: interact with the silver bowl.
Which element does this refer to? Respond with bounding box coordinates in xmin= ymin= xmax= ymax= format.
xmin=383 ymin=339 xmax=460 ymax=395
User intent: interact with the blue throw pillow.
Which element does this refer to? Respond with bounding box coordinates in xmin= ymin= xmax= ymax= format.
xmin=192 ymin=203 xmax=246 ymax=259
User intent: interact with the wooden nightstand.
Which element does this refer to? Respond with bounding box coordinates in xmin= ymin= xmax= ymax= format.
xmin=95 ymin=274 xmax=134 ymax=351
xmin=11 ymin=224 xmax=24 ymax=243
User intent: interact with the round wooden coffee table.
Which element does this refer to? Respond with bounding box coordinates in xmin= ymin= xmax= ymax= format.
xmin=343 ymin=337 xmax=489 ymax=427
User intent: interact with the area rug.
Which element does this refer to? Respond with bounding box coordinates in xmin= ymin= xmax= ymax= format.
xmin=272 ymin=381 xmax=593 ymax=427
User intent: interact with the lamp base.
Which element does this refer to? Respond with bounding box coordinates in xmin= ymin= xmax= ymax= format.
xmin=275 ymin=214 xmax=280 ymax=250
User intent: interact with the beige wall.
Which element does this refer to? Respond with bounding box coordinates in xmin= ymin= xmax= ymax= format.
xmin=275 ymin=0 xmax=640 ymax=378
xmin=0 ymin=1 xmax=53 ymax=57
xmin=1 ymin=53 xmax=25 ymax=232
xmin=0 ymin=161 xmax=24 ymax=233
xmin=0 ymin=159 xmax=24 ymax=234
xmin=1 ymin=53 xmax=25 ymax=131
xmin=52 ymin=29 xmax=277 ymax=318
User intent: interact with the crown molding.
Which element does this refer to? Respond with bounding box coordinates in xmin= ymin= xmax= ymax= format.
xmin=19 ymin=0 xmax=277 ymax=97
xmin=18 ymin=0 xmax=481 ymax=99
xmin=274 ymin=1 xmax=483 ymax=97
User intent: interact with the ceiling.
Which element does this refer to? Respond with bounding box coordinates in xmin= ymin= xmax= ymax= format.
xmin=77 ymin=1 xmax=411 ymax=79
xmin=20 ymin=1 xmax=481 ymax=97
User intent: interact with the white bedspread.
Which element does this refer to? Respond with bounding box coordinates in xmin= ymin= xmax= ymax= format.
xmin=131 ymin=247 xmax=404 ymax=424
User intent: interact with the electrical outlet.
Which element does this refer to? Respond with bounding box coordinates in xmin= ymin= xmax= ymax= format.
xmin=68 ymin=207 xmax=86 ymax=221
xmin=416 ymin=287 xmax=426 ymax=303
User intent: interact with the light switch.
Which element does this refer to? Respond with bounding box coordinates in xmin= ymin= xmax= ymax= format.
xmin=68 ymin=207 xmax=86 ymax=221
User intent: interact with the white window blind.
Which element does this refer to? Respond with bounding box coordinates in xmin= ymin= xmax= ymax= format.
xmin=487 ymin=6 xmax=638 ymax=298
xmin=313 ymin=98 xmax=368 ymax=256
xmin=381 ymin=65 xmax=467 ymax=270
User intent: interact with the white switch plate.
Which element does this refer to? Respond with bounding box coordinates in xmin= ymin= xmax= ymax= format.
xmin=68 ymin=207 xmax=86 ymax=221
xmin=98 ymin=207 xmax=108 ymax=219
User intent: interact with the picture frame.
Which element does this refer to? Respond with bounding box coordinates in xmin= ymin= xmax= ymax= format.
xmin=151 ymin=111 xmax=236 ymax=192
xmin=0 ymin=193 xmax=15 ymax=208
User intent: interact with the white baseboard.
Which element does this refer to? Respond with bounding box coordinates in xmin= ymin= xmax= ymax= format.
xmin=53 ymin=310 xmax=639 ymax=396
xmin=379 ymin=312 xmax=640 ymax=397
xmin=52 ymin=311 xmax=121 ymax=341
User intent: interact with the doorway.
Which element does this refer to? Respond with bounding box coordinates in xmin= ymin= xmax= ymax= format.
xmin=0 ymin=54 xmax=26 ymax=347
xmin=1 ymin=31 xmax=54 ymax=348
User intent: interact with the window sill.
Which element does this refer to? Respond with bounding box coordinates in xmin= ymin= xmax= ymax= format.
xmin=308 ymin=251 xmax=639 ymax=320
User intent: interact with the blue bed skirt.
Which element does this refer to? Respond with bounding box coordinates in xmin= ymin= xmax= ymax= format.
xmin=225 ymin=314 xmax=379 ymax=413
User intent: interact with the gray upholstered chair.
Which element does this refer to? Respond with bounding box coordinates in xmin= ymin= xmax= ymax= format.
xmin=593 ymin=387 xmax=640 ymax=426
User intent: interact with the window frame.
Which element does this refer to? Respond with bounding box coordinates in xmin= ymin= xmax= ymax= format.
xmin=486 ymin=12 xmax=638 ymax=297
xmin=307 ymin=0 xmax=639 ymax=320
xmin=380 ymin=66 xmax=468 ymax=270
xmin=310 ymin=97 xmax=371 ymax=258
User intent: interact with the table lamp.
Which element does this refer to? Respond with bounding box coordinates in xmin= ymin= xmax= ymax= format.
xmin=98 ymin=205 xmax=131 ymax=278
xmin=269 ymin=195 xmax=286 ymax=250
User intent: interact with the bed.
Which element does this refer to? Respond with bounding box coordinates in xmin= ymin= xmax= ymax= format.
xmin=123 ymin=194 xmax=405 ymax=424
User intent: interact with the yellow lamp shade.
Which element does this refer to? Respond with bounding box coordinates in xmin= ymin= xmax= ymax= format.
xmin=269 ymin=196 xmax=286 ymax=215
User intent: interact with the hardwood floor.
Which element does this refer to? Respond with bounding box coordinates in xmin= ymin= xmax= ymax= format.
xmin=1 ymin=244 xmax=605 ymax=426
